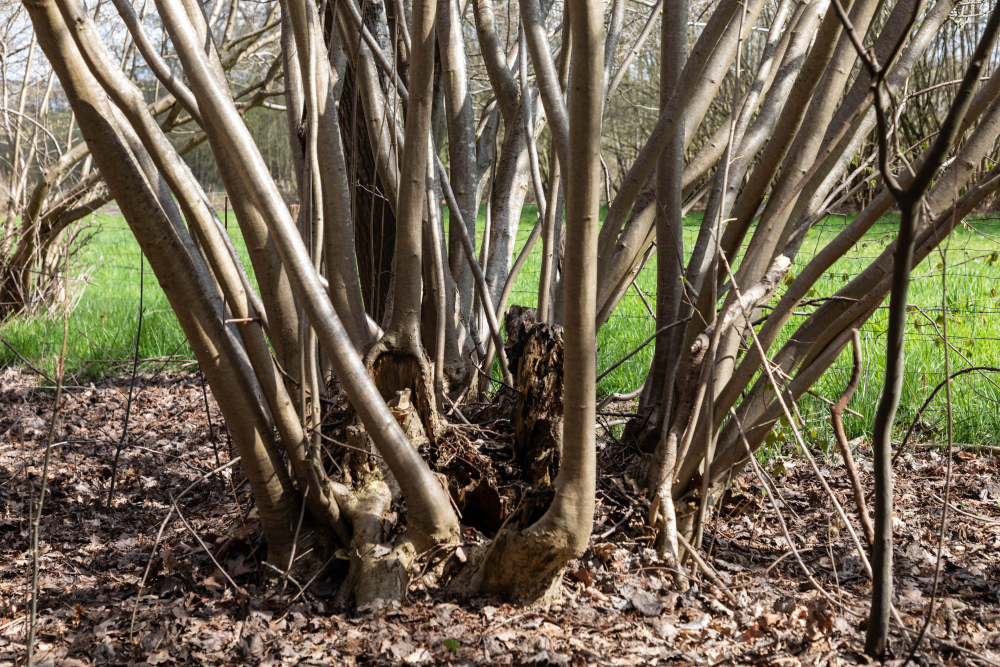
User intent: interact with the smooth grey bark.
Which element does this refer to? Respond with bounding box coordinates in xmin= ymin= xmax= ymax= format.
xmin=686 ymin=0 xmax=849 ymax=345
xmin=536 ymin=155 xmax=561 ymax=323
xmin=531 ymin=0 xmax=604 ymax=572
xmin=685 ymin=0 xmax=825 ymax=306
xmin=67 ymin=0 xmax=351 ymax=541
xmin=476 ymin=29 xmax=551 ymax=377
xmin=595 ymin=0 xmax=739 ymax=272
xmin=605 ymin=0 xmax=661 ymax=103
xmin=474 ymin=0 xmax=601 ymax=605
xmin=483 ymin=110 xmax=530 ymax=311
xmin=376 ymin=0 xmax=435 ymax=351
xmin=697 ymin=78 xmax=1000 ymax=502
xmin=25 ymin=0 xmax=309 ymax=567
xmin=472 ymin=0 xmax=520 ymax=120
xmin=603 ymin=0 xmax=625 ymax=93
xmin=336 ymin=8 xmax=402 ymax=215
xmin=520 ymin=0 xmax=568 ymax=173
xmin=640 ymin=0 xmax=837 ymax=467
xmin=537 ymin=18 xmax=570 ymax=324
xmin=109 ymin=0 xmax=204 ymax=126
xmin=644 ymin=0 xmax=687 ymax=567
xmin=713 ymin=0 xmax=982 ymax=437
xmin=710 ymin=0 xmax=881 ymax=398
xmin=155 ymin=0 xmax=460 ymax=549
xmin=778 ymin=0 xmax=954 ymax=260
xmin=679 ymin=0 xmax=794 ymax=197
xmin=421 ymin=155 xmax=474 ymax=394
xmin=113 ymin=0 xmax=305 ymax=374
xmin=434 ymin=154 xmax=514 ymax=388
xmin=622 ymin=0 xmax=793 ymax=419
xmin=436 ymin=0 xmax=477 ymax=329
xmin=472 ymin=0 xmax=560 ymax=321
xmin=679 ymin=0 xmax=767 ymax=152
xmin=285 ymin=0 xmax=374 ymax=355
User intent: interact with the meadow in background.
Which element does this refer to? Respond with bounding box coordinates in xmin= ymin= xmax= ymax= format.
xmin=4 ymin=205 xmax=1000 ymax=451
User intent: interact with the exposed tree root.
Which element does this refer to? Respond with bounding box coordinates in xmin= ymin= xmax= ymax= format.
xmin=330 ymin=479 xmax=414 ymax=607
xmin=466 ymin=485 xmax=570 ymax=607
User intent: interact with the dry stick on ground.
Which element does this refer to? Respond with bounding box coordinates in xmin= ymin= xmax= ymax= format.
xmin=931 ymin=494 xmax=1000 ymax=525
xmin=729 ymin=407 xmax=864 ymax=617
xmin=170 ymin=496 xmax=246 ymax=593
xmin=830 ymin=329 xmax=874 ymax=546
xmin=597 ymin=384 xmax=645 ymax=410
xmin=130 ymin=457 xmax=243 ymax=638
xmin=900 ymin=244 xmax=957 ymax=667
xmin=25 ymin=280 xmax=69 ymax=667
xmin=675 ymin=533 xmax=740 ymax=607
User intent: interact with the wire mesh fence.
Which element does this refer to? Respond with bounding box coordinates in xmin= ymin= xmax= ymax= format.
xmin=4 ymin=202 xmax=1000 ymax=447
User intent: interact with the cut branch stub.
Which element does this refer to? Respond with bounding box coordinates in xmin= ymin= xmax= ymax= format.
xmin=369 ymin=351 xmax=442 ymax=445
xmin=504 ymin=306 xmax=564 ymax=488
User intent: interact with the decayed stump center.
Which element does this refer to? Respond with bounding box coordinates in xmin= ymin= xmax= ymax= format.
xmin=504 ymin=306 xmax=564 ymax=488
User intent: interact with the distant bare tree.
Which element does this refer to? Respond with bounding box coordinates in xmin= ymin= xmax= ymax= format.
xmin=0 ymin=0 xmax=283 ymax=317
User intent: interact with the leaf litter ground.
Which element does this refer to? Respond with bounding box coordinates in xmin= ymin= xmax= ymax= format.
xmin=1 ymin=367 xmax=999 ymax=666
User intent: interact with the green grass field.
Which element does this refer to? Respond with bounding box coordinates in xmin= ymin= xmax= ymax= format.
xmin=4 ymin=206 xmax=1000 ymax=447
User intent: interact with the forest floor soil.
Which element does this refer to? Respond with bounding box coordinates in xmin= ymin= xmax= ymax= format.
xmin=1 ymin=367 xmax=999 ymax=666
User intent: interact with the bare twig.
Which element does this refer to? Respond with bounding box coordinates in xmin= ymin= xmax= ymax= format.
xmin=596 ymin=318 xmax=690 ymax=383
xmin=729 ymin=408 xmax=862 ymax=616
xmin=171 ymin=496 xmax=246 ymax=593
xmin=107 ymin=250 xmax=145 ymax=508
xmin=280 ymin=487 xmax=310 ymax=601
xmin=275 ymin=550 xmax=341 ymax=622
xmin=592 ymin=507 xmax=634 ymax=541
xmin=831 ymin=329 xmax=874 ymax=546
xmin=434 ymin=154 xmax=513 ymax=387
xmin=719 ymin=253 xmax=874 ymax=580
xmin=605 ymin=0 xmax=663 ymax=102
xmin=675 ymin=533 xmax=740 ymax=607
xmin=130 ymin=457 xmax=243 ymax=638
xmin=0 ymin=333 xmax=57 ymax=385
xmin=894 ymin=366 xmax=1000 ymax=464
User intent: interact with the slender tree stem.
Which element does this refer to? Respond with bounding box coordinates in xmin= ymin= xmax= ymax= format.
xmin=434 ymin=155 xmax=514 ymax=387
xmin=899 ymin=241 xmax=955 ymax=667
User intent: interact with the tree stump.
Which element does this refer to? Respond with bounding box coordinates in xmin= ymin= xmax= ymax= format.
xmin=504 ymin=306 xmax=564 ymax=488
